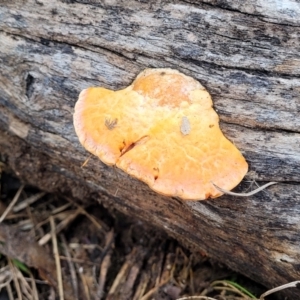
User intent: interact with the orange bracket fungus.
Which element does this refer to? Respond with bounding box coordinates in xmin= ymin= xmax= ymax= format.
xmin=73 ymin=68 xmax=248 ymax=200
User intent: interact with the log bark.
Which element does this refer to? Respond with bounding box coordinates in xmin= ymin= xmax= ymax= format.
xmin=1 ymin=0 xmax=300 ymax=297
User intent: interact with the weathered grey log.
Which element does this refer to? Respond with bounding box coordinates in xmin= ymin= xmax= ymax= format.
xmin=1 ymin=0 xmax=300 ymax=297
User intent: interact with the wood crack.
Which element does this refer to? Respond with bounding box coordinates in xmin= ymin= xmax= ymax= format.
xmin=181 ymin=0 xmax=300 ymax=28
xmin=219 ymin=120 xmax=300 ymax=135
xmin=180 ymin=57 xmax=300 ymax=79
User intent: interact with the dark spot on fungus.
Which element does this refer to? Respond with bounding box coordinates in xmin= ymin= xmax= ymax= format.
xmin=209 ymin=124 xmax=214 ymax=128
xmin=153 ymin=167 xmax=159 ymax=180
xmin=205 ymin=193 xmax=212 ymax=198
xmin=119 ymin=141 xmax=126 ymax=152
xmin=105 ymin=118 xmax=118 ymax=130
xmin=120 ymin=142 xmax=136 ymax=156
xmin=120 ymin=136 xmax=149 ymax=157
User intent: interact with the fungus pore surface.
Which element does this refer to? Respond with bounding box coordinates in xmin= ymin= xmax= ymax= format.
xmin=74 ymin=68 xmax=248 ymax=200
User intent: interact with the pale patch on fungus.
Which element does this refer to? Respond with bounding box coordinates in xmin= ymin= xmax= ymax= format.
xmin=180 ymin=116 xmax=191 ymax=136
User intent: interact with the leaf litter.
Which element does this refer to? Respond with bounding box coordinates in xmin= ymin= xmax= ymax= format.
xmin=0 ymin=166 xmax=288 ymax=300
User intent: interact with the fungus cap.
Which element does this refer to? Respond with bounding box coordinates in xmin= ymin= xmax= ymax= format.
xmin=74 ymin=68 xmax=248 ymax=200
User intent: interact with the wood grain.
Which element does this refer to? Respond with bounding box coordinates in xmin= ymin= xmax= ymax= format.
xmin=1 ymin=0 xmax=300 ymax=297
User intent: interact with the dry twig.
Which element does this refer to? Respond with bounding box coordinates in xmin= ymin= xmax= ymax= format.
xmin=8 ymin=259 xmax=22 ymax=300
xmin=50 ymin=216 xmax=64 ymax=300
xmin=39 ymin=208 xmax=81 ymax=245
xmin=78 ymin=266 xmax=91 ymax=300
xmin=0 ymin=184 xmax=24 ymax=223
xmin=60 ymin=234 xmax=79 ymax=299
xmin=13 ymin=192 xmax=46 ymax=212
xmin=96 ymin=229 xmax=114 ymax=299
xmin=65 ymin=197 xmax=108 ymax=231
xmin=212 ymin=181 xmax=277 ymax=197
xmin=81 ymin=154 xmax=92 ymax=168
xmin=259 ymin=280 xmax=300 ymax=299
xmin=6 ymin=283 xmax=14 ymax=300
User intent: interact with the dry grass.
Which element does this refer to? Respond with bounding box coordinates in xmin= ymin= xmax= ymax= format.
xmin=0 ymin=167 xmax=291 ymax=300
